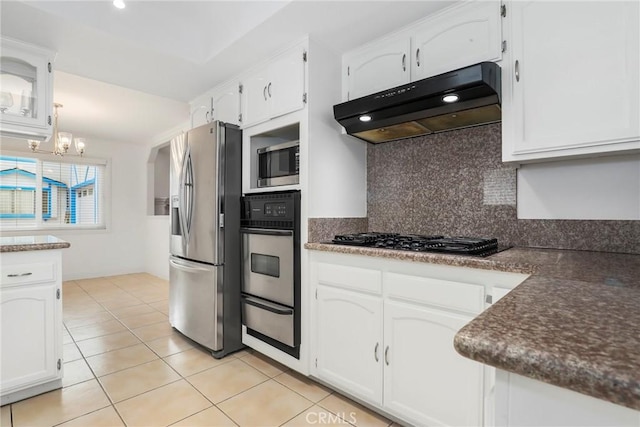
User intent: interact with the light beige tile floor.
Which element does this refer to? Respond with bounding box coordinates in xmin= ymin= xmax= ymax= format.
xmin=0 ymin=273 xmax=398 ymax=427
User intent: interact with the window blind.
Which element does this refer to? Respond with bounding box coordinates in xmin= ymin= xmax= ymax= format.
xmin=0 ymin=155 xmax=106 ymax=230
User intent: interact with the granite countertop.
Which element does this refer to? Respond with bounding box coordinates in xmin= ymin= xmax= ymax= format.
xmin=305 ymin=242 xmax=640 ymax=410
xmin=0 ymin=235 xmax=71 ymax=252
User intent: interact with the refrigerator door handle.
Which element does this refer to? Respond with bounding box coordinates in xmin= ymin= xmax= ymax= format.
xmin=169 ymin=258 xmax=211 ymax=273
xmin=185 ymin=153 xmax=195 ymax=235
xmin=179 ymin=146 xmax=191 ymax=243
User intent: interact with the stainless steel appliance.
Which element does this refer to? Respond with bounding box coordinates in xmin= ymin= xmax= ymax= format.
xmin=333 ymin=62 xmax=501 ymax=143
xmin=257 ymin=140 xmax=299 ymax=188
xmin=169 ymin=121 xmax=243 ymax=358
xmin=240 ymin=191 xmax=300 ymax=358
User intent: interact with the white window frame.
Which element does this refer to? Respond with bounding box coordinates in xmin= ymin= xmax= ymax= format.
xmin=0 ymin=150 xmax=111 ymax=232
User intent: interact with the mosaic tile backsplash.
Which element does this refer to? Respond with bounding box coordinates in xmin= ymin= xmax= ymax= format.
xmin=364 ymin=123 xmax=640 ymax=254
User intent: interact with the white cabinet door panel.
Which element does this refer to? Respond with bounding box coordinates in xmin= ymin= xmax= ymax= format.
xmin=509 ymin=1 xmax=639 ymax=154
xmin=316 ymin=285 xmax=383 ymax=405
xmin=345 ymin=36 xmax=410 ymax=100
xmin=270 ymin=47 xmax=305 ymax=119
xmin=0 ymin=283 xmax=57 ymax=392
xmin=190 ymin=93 xmax=212 ymax=129
xmin=412 ymin=1 xmax=502 ymax=81
xmin=241 ymin=71 xmax=270 ymax=128
xmin=383 ymin=300 xmax=483 ymax=427
xmin=212 ymin=82 xmax=240 ymax=125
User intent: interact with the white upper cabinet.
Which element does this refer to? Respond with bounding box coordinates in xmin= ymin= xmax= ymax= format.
xmin=342 ymin=1 xmax=503 ymax=101
xmin=190 ymin=80 xmax=241 ymax=129
xmin=189 ymin=92 xmax=212 ymax=129
xmin=0 ymin=37 xmax=54 ymax=140
xmin=411 ymin=1 xmax=502 ymax=81
xmin=343 ymin=35 xmax=410 ymax=100
xmin=502 ymin=1 xmax=640 ymax=162
xmin=242 ymin=68 xmax=271 ymax=127
xmin=241 ymin=46 xmax=306 ymax=128
xmin=211 ymin=81 xmax=240 ymax=125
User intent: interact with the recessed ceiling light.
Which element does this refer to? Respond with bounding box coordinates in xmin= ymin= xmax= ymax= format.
xmin=442 ymin=94 xmax=459 ymax=103
xmin=359 ymin=115 xmax=372 ymax=122
xmin=113 ymin=0 xmax=126 ymax=9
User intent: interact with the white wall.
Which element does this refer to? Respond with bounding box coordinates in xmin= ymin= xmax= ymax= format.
xmin=145 ymin=215 xmax=170 ymax=280
xmin=144 ymin=123 xmax=186 ymax=280
xmin=0 ymin=136 xmax=148 ymax=280
xmin=518 ymin=155 xmax=640 ymax=220
xmin=154 ymin=145 xmax=170 ymax=199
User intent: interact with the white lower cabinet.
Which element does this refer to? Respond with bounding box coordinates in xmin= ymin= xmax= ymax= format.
xmin=316 ymin=286 xmax=383 ymax=405
xmin=495 ymin=370 xmax=640 ymax=427
xmin=383 ymin=300 xmax=482 ymax=426
xmin=0 ymin=250 xmax=63 ymax=405
xmin=310 ymin=253 xmax=516 ymax=426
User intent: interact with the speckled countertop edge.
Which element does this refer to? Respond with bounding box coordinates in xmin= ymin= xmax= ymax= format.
xmin=304 ymin=242 xmax=537 ymax=275
xmin=305 ymin=242 xmax=640 ymax=411
xmin=1 ymin=236 xmax=71 ymax=253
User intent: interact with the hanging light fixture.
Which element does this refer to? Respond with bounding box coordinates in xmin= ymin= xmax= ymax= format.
xmin=27 ymin=103 xmax=86 ymax=156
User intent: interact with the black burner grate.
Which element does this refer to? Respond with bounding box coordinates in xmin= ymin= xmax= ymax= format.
xmin=332 ymin=233 xmax=499 ymax=257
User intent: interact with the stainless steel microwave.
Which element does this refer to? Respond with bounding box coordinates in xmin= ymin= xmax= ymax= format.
xmin=257 ymin=140 xmax=299 ymax=188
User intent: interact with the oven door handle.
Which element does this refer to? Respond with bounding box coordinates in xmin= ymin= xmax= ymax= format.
xmin=240 ymin=228 xmax=293 ymax=237
xmin=243 ymin=296 xmax=293 ymax=315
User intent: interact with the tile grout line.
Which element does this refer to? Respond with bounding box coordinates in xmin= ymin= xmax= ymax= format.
xmin=59 ymin=276 xmax=171 ymax=426
xmin=58 ymin=321 xmax=126 ymax=427
xmin=62 ymin=276 xmax=365 ymax=427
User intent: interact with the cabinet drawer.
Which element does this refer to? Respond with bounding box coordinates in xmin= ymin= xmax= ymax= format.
xmin=1 ymin=262 xmax=55 ymax=287
xmin=385 ymin=272 xmax=484 ymax=314
xmin=317 ymin=263 xmax=382 ymax=295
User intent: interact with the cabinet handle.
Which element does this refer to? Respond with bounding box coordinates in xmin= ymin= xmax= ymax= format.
xmin=205 ymin=111 xmax=211 ymax=123
xmin=267 ymin=82 xmax=272 ymax=98
xmin=7 ymin=272 xmax=32 ymax=278
xmin=374 ymin=343 xmax=379 ymax=362
xmin=263 ymin=85 xmax=268 ymax=101
xmin=515 ymin=60 xmax=520 ymax=82
xmin=385 ymin=346 xmax=390 ymax=365
xmin=416 ymin=48 xmax=420 ymax=67
xmin=402 ymin=54 xmax=406 ymax=72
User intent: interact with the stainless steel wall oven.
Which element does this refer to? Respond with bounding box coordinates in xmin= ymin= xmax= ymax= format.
xmin=240 ymin=190 xmax=300 ymax=358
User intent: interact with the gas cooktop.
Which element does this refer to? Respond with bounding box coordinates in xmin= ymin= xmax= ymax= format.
xmin=332 ymin=233 xmax=500 ymax=257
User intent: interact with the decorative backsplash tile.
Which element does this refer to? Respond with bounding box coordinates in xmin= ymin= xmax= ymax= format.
xmin=366 ymin=123 xmax=640 ymax=254
xmin=307 ymin=217 xmax=367 ymax=243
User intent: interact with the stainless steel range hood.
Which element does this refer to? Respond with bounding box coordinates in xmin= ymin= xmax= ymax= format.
xmin=333 ymin=62 xmax=501 ymax=143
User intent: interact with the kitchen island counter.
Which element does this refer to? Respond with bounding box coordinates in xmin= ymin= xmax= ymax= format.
xmin=305 ymin=242 xmax=640 ymax=410
xmin=0 ymin=235 xmax=70 ymax=252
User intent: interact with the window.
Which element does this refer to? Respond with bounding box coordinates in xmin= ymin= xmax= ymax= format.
xmin=0 ymin=155 xmax=107 ymax=230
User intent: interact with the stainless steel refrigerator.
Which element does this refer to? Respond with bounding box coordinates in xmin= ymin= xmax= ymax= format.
xmin=169 ymin=121 xmax=243 ymax=358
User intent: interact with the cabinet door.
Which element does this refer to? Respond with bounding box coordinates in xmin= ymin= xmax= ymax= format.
xmin=505 ymin=1 xmax=640 ymax=158
xmin=411 ymin=1 xmax=502 ymax=81
xmin=190 ymin=93 xmax=212 ymax=129
xmin=269 ymin=47 xmax=305 ymax=119
xmin=212 ymin=82 xmax=240 ymax=125
xmin=345 ymin=36 xmax=410 ymax=100
xmin=1 ymin=283 xmax=58 ymax=393
xmin=0 ymin=38 xmax=53 ymax=137
xmin=315 ymin=285 xmax=383 ymax=405
xmin=383 ymin=300 xmax=483 ymax=427
xmin=241 ymin=70 xmax=271 ymax=127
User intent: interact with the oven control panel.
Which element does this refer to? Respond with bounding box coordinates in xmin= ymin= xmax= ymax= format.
xmin=241 ymin=190 xmax=300 ymax=228
xmin=264 ymin=202 xmax=288 ymax=217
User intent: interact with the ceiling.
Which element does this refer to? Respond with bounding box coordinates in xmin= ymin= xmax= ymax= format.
xmin=1 ymin=0 xmax=455 ymax=144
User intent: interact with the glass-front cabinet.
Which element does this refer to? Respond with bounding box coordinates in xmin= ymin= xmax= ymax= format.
xmin=0 ymin=37 xmax=54 ymax=140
